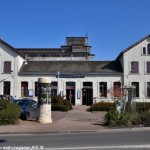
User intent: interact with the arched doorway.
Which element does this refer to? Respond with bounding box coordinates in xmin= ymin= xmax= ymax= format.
xmin=82 ymin=82 xmax=93 ymax=105
xmin=66 ymin=82 xmax=75 ymax=105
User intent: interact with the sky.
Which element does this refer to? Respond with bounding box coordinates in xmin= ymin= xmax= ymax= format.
xmin=0 ymin=0 xmax=150 ymax=60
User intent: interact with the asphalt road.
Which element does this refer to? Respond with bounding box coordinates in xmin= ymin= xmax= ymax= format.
xmin=0 ymin=129 xmax=150 ymax=150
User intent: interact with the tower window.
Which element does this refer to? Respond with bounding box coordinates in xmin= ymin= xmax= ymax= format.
xmin=143 ymin=47 xmax=146 ymax=54
xmin=147 ymin=43 xmax=150 ymax=54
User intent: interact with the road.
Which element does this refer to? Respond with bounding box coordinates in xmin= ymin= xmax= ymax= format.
xmin=0 ymin=129 xmax=150 ymax=150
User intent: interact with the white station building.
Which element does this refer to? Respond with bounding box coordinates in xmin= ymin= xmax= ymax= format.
xmin=0 ymin=34 xmax=150 ymax=105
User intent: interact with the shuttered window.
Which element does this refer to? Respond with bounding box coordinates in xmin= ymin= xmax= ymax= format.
xmin=131 ymin=61 xmax=139 ymax=73
xmin=3 ymin=61 xmax=11 ymax=73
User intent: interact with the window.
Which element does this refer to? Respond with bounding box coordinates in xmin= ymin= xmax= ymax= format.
xmin=3 ymin=61 xmax=11 ymax=73
xmin=146 ymin=61 xmax=150 ymax=73
xmin=143 ymin=47 xmax=146 ymax=54
xmin=72 ymin=46 xmax=82 ymax=52
xmin=21 ymin=82 xmax=28 ymax=97
xmin=113 ymin=82 xmax=121 ymax=99
xmin=3 ymin=81 xmax=10 ymax=95
xmin=147 ymin=82 xmax=150 ymax=97
xmin=113 ymin=82 xmax=121 ymax=89
xmin=131 ymin=61 xmax=139 ymax=73
xmin=100 ymin=82 xmax=107 ymax=97
xmin=51 ymin=82 xmax=57 ymax=96
xmin=131 ymin=82 xmax=139 ymax=97
xmin=147 ymin=43 xmax=150 ymax=54
xmin=34 ymin=82 xmax=38 ymax=96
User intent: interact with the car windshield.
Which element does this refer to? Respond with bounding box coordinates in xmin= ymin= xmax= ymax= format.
xmin=0 ymin=95 xmax=7 ymax=100
xmin=0 ymin=95 xmax=14 ymax=102
xmin=17 ymin=100 xmax=31 ymax=106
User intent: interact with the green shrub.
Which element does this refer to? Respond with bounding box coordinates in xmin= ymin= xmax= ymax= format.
xmin=51 ymin=104 xmax=68 ymax=112
xmin=105 ymin=109 xmax=120 ymax=124
xmin=0 ymin=101 xmax=21 ymax=125
xmin=51 ymin=95 xmax=64 ymax=105
xmin=51 ymin=96 xmax=72 ymax=111
xmin=0 ymin=100 xmax=8 ymax=110
xmin=105 ymin=109 xmax=141 ymax=127
xmin=63 ymin=99 xmax=72 ymax=110
xmin=90 ymin=102 xmax=116 ymax=112
xmin=120 ymin=113 xmax=141 ymax=126
xmin=141 ymin=112 xmax=150 ymax=126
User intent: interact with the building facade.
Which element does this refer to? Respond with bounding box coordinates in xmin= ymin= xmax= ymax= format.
xmin=0 ymin=35 xmax=150 ymax=105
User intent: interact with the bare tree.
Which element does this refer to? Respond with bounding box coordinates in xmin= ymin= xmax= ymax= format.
xmin=107 ymin=86 xmax=124 ymax=113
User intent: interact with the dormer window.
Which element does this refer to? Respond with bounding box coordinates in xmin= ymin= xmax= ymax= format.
xmin=131 ymin=61 xmax=139 ymax=73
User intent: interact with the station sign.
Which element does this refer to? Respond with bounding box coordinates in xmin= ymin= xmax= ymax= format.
xmin=56 ymin=75 xmax=85 ymax=78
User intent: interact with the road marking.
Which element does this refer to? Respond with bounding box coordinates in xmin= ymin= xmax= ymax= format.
xmin=48 ymin=144 xmax=150 ymax=149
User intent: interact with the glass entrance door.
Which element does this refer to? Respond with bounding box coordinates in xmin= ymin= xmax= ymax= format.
xmin=66 ymin=82 xmax=75 ymax=105
xmin=82 ymin=82 xmax=93 ymax=106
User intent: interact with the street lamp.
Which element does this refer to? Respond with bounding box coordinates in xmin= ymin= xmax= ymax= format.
xmin=57 ymin=71 xmax=60 ymax=96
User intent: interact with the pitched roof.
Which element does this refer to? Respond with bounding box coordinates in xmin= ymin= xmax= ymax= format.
xmin=0 ymin=38 xmax=25 ymax=58
xmin=19 ymin=61 xmax=123 ymax=75
xmin=116 ymin=34 xmax=150 ymax=60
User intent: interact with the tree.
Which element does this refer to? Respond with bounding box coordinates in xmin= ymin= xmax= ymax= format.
xmin=107 ymin=86 xmax=124 ymax=113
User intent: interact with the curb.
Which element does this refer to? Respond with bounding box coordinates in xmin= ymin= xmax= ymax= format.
xmin=1 ymin=127 xmax=150 ymax=135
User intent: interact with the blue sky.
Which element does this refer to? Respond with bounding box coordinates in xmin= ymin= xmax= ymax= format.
xmin=0 ymin=0 xmax=150 ymax=60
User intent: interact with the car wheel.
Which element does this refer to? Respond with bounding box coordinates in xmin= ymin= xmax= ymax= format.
xmin=25 ymin=112 xmax=29 ymax=120
xmin=35 ymin=117 xmax=38 ymax=121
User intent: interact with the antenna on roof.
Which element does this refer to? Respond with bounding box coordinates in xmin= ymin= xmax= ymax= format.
xmin=0 ymin=31 xmax=2 ymax=39
xmin=85 ymin=29 xmax=88 ymax=38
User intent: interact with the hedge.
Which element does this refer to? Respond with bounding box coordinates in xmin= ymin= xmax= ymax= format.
xmin=89 ymin=102 xmax=116 ymax=112
xmin=51 ymin=95 xmax=72 ymax=111
xmin=136 ymin=102 xmax=150 ymax=112
xmin=52 ymin=104 xmax=68 ymax=112
xmin=0 ymin=100 xmax=21 ymax=125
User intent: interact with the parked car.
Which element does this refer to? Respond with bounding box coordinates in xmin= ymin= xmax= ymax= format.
xmin=0 ymin=95 xmax=15 ymax=103
xmin=15 ymin=98 xmax=38 ymax=120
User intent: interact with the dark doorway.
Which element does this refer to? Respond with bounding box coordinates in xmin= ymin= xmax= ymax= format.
xmin=3 ymin=81 xmax=10 ymax=95
xmin=82 ymin=82 xmax=93 ymax=105
xmin=21 ymin=82 xmax=28 ymax=97
xmin=66 ymin=82 xmax=75 ymax=105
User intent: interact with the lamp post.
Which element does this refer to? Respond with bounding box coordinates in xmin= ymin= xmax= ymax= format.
xmin=57 ymin=71 xmax=60 ymax=96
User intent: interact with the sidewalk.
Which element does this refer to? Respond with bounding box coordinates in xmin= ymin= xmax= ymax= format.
xmin=0 ymin=106 xmax=106 ymax=134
